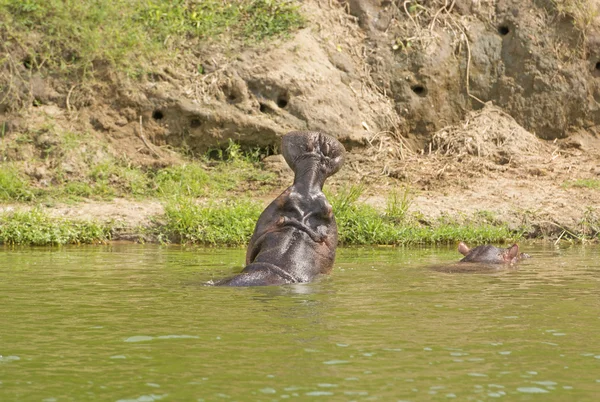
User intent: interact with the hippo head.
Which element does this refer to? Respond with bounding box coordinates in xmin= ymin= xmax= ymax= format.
xmin=282 ymin=131 xmax=346 ymax=183
xmin=458 ymin=242 xmax=529 ymax=264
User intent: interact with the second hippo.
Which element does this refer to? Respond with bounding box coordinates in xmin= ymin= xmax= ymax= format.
xmin=458 ymin=242 xmax=530 ymax=264
xmin=216 ymin=131 xmax=345 ymax=287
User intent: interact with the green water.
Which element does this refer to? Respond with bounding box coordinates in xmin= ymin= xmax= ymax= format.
xmin=1 ymin=244 xmax=599 ymax=401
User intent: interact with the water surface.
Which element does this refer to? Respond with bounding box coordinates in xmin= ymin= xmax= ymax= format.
xmin=1 ymin=244 xmax=599 ymax=401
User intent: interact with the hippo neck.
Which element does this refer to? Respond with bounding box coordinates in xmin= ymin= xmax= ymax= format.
xmin=292 ymin=158 xmax=326 ymax=192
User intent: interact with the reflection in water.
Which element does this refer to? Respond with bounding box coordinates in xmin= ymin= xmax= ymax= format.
xmin=0 ymin=244 xmax=599 ymax=400
xmin=430 ymin=262 xmax=521 ymax=274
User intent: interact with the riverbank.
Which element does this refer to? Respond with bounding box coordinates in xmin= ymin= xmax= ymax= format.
xmin=1 ymin=0 xmax=599 ymax=246
xmin=1 ymin=111 xmax=598 ymax=246
xmin=1 ymin=148 xmax=598 ymax=246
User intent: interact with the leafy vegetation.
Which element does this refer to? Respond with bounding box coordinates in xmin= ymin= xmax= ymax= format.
xmin=330 ymin=185 xmax=517 ymax=246
xmin=159 ymin=197 xmax=263 ymax=245
xmin=0 ymin=209 xmax=111 ymax=245
xmin=139 ymin=0 xmax=304 ymax=42
xmin=0 ymin=0 xmax=304 ymax=78
xmin=0 ymin=166 xmax=35 ymax=202
xmin=0 ymin=134 xmax=278 ymax=203
xmin=153 ymin=185 xmax=520 ymax=246
xmin=562 ymin=178 xmax=600 ymax=190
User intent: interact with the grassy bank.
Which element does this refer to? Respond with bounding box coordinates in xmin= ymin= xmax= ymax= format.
xmin=2 ymin=135 xmax=599 ymax=246
xmin=3 ymin=188 xmax=598 ymax=246
xmin=0 ymin=208 xmax=112 ymax=245
xmin=0 ymin=189 xmax=526 ymax=246
xmin=0 ymin=138 xmax=277 ymax=204
xmin=0 ymin=0 xmax=304 ymax=78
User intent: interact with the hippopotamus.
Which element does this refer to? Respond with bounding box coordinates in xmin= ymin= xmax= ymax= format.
xmin=458 ymin=242 xmax=530 ymax=264
xmin=216 ymin=131 xmax=346 ymax=286
xmin=431 ymin=242 xmax=529 ymax=273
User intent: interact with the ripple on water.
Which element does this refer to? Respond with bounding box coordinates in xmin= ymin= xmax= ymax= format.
xmin=323 ymin=360 xmax=349 ymax=365
xmin=124 ymin=336 xmax=154 ymax=343
xmin=116 ymin=394 xmax=167 ymax=402
xmin=305 ymin=391 xmax=333 ymax=396
xmin=517 ymin=387 xmax=549 ymax=394
xmin=124 ymin=335 xmax=199 ymax=342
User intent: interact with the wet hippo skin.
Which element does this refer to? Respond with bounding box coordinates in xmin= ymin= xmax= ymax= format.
xmin=458 ymin=242 xmax=530 ymax=264
xmin=217 ymin=131 xmax=346 ymax=286
xmin=431 ymin=242 xmax=530 ymax=273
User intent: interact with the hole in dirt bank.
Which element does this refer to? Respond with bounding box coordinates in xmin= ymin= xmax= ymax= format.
xmin=259 ymin=103 xmax=274 ymax=114
xmin=207 ymin=143 xmax=276 ymax=162
xmin=190 ymin=118 xmax=202 ymax=128
xmin=498 ymin=25 xmax=510 ymax=36
xmin=23 ymin=56 xmax=33 ymax=70
xmin=593 ymin=62 xmax=600 ymax=78
xmin=276 ymin=94 xmax=289 ymax=109
xmin=411 ymin=85 xmax=427 ymax=97
xmin=152 ymin=110 xmax=164 ymax=120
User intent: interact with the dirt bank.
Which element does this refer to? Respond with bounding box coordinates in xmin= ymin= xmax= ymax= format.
xmin=1 ymin=0 xmax=599 ymax=242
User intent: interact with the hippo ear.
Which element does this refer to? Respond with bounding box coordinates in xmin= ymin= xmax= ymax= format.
xmin=504 ymin=244 xmax=519 ymax=261
xmin=458 ymin=242 xmax=470 ymax=256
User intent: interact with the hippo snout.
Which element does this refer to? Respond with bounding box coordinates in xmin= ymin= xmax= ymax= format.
xmin=282 ymin=131 xmax=345 ymax=179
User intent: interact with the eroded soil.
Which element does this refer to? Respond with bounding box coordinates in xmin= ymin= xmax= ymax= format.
xmin=1 ymin=0 xmax=600 ymax=241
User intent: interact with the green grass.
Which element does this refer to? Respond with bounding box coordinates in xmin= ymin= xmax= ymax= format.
xmin=0 ymin=208 xmax=112 ymax=245
xmin=0 ymin=166 xmax=35 ymax=202
xmin=140 ymin=0 xmax=304 ymax=42
xmin=160 ymin=197 xmax=263 ymax=245
xmin=154 ymin=164 xmax=211 ymax=199
xmin=329 ymin=184 xmax=518 ymax=246
xmin=563 ymin=179 xmax=600 ymax=190
xmin=0 ymin=0 xmax=304 ymax=79
xmin=0 ymin=135 xmax=278 ymax=203
xmin=334 ymin=202 xmax=515 ymax=246
xmin=155 ymin=185 xmax=520 ymax=246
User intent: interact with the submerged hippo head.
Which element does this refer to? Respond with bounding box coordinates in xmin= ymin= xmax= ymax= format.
xmin=458 ymin=242 xmax=530 ymax=264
